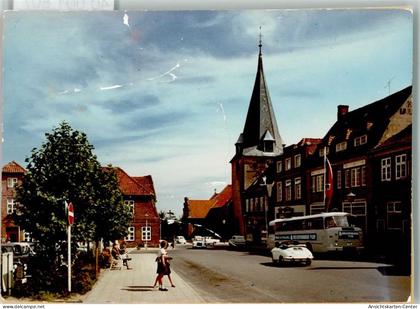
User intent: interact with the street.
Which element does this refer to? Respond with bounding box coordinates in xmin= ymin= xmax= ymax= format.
xmin=169 ymin=243 xmax=411 ymax=303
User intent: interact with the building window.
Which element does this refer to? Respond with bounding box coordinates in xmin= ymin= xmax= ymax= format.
xmin=351 ymin=168 xmax=361 ymax=187
xmin=255 ymin=198 xmax=260 ymax=212
xmin=294 ymin=154 xmax=301 ymax=168
xmin=24 ymin=232 xmax=32 ymax=242
xmin=337 ymin=170 xmax=342 ymax=189
xmin=141 ymin=226 xmax=151 ymax=241
xmin=387 ymin=201 xmax=402 ymax=230
xmin=245 ymin=199 xmax=249 ymax=212
xmin=285 ymin=158 xmax=292 ymax=171
xmin=260 ymin=197 xmax=264 ymax=212
xmin=124 ymin=200 xmax=135 ymax=215
xmin=7 ymin=198 xmax=16 ymax=214
xmin=316 ymin=175 xmax=324 ymax=192
xmin=276 ymin=161 xmax=282 ymax=173
xmin=343 ymin=200 xmax=367 ymax=232
xmin=345 ymin=170 xmax=351 ymax=188
xmin=125 ymin=226 xmax=135 ymax=241
xmin=310 ymin=204 xmax=325 ymax=215
xmin=7 ymin=178 xmax=18 ymax=188
xmin=276 ymin=182 xmax=282 ymax=202
xmin=381 ymin=158 xmax=391 ymax=181
xmin=285 ymin=180 xmax=292 ymax=201
xmin=294 ymin=177 xmax=301 ymax=200
xmin=312 ymin=175 xmax=324 ymax=193
xmin=354 ymin=135 xmax=368 ymax=147
xmin=395 ymin=154 xmax=407 ymax=180
xmin=361 ymin=166 xmax=366 ymax=186
xmin=336 ymin=142 xmax=347 ymax=152
xmin=319 ymin=147 xmax=329 ymax=157
xmin=250 ymin=198 xmax=255 ymax=212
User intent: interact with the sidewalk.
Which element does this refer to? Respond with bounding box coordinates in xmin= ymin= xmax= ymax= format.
xmin=82 ymin=249 xmax=206 ymax=304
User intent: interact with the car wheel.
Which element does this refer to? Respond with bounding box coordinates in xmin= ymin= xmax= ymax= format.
xmin=278 ymin=256 xmax=283 ymax=265
xmin=305 ymin=259 xmax=312 ymax=266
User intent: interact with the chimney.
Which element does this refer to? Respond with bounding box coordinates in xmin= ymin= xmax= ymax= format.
xmin=337 ymin=105 xmax=349 ymax=120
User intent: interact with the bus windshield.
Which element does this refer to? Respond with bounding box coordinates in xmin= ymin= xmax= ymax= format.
xmin=333 ymin=215 xmax=350 ymax=228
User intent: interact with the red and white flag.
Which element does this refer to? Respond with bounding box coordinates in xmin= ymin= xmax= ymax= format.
xmin=324 ymin=156 xmax=334 ymax=211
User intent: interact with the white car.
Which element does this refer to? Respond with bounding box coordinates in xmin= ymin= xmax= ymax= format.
xmin=175 ymin=236 xmax=187 ymax=244
xmin=192 ymin=236 xmax=220 ymax=248
xmin=192 ymin=236 xmax=206 ymax=248
xmin=228 ymin=235 xmax=246 ymax=247
xmin=271 ymin=242 xmax=314 ymax=266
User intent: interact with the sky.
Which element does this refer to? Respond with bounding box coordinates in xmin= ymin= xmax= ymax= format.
xmin=2 ymin=9 xmax=413 ymax=217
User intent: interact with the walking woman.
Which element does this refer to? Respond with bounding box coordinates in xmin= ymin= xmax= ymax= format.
xmin=153 ymin=240 xmax=175 ymax=291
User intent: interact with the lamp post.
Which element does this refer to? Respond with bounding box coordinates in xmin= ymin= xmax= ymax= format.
xmin=262 ymin=176 xmax=274 ymax=243
xmin=347 ymin=192 xmax=355 ymax=213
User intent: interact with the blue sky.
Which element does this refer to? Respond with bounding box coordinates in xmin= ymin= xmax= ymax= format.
xmin=2 ymin=9 xmax=413 ymax=216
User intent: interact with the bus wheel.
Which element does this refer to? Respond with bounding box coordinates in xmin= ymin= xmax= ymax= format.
xmin=305 ymin=243 xmax=313 ymax=253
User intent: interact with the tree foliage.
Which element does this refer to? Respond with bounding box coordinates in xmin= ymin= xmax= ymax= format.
xmin=14 ymin=122 xmax=132 ymax=293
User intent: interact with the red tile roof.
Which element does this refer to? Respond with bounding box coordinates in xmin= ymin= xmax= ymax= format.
xmin=133 ymin=176 xmax=156 ymax=197
xmin=187 ymin=185 xmax=232 ymax=219
xmin=188 ymin=200 xmax=214 ymax=219
xmin=103 ymin=167 xmax=156 ymax=197
xmin=2 ymin=161 xmax=26 ymax=174
xmin=211 ymin=185 xmax=232 ymax=208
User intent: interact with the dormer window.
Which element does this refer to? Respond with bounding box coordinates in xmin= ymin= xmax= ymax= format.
xmin=354 ymin=135 xmax=368 ymax=147
xmin=263 ymin=140 xmax=274 ymax=152
xmin=262 ymin=130 xmax=275 ymax=153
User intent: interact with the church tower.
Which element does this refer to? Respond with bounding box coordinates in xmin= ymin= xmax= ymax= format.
xmin=231 ymin=36 xmax=283 ymax=235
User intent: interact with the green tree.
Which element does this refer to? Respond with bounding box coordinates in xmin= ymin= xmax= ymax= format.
xmin=14 ymin=122 xmax=132 ymax=293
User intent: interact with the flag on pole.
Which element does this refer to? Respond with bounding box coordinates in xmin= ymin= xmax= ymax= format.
xmin=324 ymin=155 xmax=334 ymax=211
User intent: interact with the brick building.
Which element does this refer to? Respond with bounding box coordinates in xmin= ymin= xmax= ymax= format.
xmin=1 ymin=162 xmax=160 ymax=247
xmin=182 ymin=185 xmax=233 ymax=240
xmin=1 ymin=161 xmax=27 ymax=242
xmin=111 ymin=168 xmax=160 ymax=247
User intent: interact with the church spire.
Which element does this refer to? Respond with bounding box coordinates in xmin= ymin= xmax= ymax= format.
xmin=238 ymin=32 xmax=283 ymax=157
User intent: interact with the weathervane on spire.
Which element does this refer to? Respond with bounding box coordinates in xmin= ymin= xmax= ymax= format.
xmin=259 ymin=26 xmax=263 ymax=55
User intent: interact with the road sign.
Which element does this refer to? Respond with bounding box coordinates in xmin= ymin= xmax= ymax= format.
xmin=68 ymin=202 xmax=74 ymax=226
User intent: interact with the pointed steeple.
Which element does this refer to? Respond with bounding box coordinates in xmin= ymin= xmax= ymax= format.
xmin=239 ymin=34 xmax=283 ymax=156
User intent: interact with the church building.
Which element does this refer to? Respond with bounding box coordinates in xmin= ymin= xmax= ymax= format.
xmin=231 ymin=39 xmax=284 ymax=236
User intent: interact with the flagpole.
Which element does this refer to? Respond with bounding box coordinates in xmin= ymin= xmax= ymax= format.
xmin=68 ymin=224 xmax=71 ymax=293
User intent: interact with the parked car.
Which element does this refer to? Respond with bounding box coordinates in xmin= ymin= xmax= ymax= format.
xmin=1 ymin=242 xmax=36 ymax=285
xmin=228 ymin=235 xmax=246 ymax=247
xmin=1 ymin=242 xmax=36 ymax=264
xmin=271 ymin=242 xmax=313 ymax=266
xmin=192 ymin=236 xmax=206 ymax=249
xmin=175 ymin=236 xmax=187 ymax=244
xmin=203 ymin=236 xmax=220 ymax=246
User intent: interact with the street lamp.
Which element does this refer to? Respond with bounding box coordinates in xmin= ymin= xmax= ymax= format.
xmin=347 ymin=192 xmax=355 ymax=213
xmin=261 ymin=176 xmax=274 ymax=243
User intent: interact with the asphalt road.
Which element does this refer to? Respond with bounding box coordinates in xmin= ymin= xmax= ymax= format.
xmin=169 ymin=243 xmax=411 ymax=303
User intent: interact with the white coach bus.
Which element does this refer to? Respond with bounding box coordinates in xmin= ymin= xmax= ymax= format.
xmin=267 ymin=212 xmax=364 ymax=253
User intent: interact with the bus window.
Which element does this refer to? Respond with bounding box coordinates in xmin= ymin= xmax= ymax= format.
xmin=311 ymin=218 xmax=324 ymax=229
xmin=325 ymin=217 xmax=337 ymax=228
